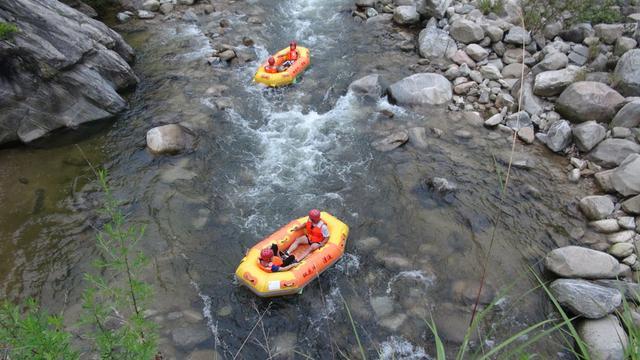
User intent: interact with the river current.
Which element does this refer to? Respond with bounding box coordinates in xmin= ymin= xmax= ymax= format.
xmin=0 ymin=0 xmax=594 ymax=358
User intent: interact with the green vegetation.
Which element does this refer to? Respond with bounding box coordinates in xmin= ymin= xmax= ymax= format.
xmin=80 ymin=169 xmax=157 ymax=359
xmin=521 ymin=0 xmax=621 ymax=33
xmin=0 ymin=168 xmax=157 ymax=359
xmin=0 ymin=299 xmax=78 ymax=360
xmin=478 ymin=0 xmax=504 ymax=16
xmin=0 ymin=22 xmax=18 ymax=40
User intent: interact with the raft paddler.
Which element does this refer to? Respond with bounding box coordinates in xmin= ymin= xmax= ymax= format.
xmin=278 ymin=41 xmax=299 ymax=69
xmin=286 ymin=209 xmax=330 ymax=261
xmin=264 ymin=56 xmax=279 ymax=73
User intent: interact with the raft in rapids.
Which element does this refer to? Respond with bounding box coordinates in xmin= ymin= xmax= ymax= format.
xmin=253 ymin=46 xmax=311 ymax=87
xmin=235 ymin=212 xmax=348 ymax=297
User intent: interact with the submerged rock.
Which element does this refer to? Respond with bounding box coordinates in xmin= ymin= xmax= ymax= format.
xmin=544 ymin=246 xmax=620 ymax=278
xmin=349 ymin=74 xmax=388 ymax=99
xmin=550 ymin=279 xmax=621 ymax=318
xmin=371 ymin=131 xmax=409 ymax=152
xmin=0 ymin=0 xmax=137 ymax=145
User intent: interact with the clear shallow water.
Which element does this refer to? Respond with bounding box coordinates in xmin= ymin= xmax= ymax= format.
xmin=0 ymin=0 xmax=595 ymax=358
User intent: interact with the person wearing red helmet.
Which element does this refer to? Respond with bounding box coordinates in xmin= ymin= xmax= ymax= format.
xmin=259 ymin=245 xmax=296 ymax=272
xmin=264 ymin=56 xmax=279 ymax=73
xmin=279 ymin=41 xmax=299 ymax=69
xmin=286 ymin=209 xmax=330 ymax=261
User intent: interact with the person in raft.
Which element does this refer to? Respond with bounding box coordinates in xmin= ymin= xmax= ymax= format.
xmin=259 ymin=245 xmax=296 ymax=272
xmin=264 ymin=56 xmax=279 ymax=73
xmin=279 ymin=41 xmax=299 ymax=69
xmin=285 ymin=209 xmax=330 ymax=261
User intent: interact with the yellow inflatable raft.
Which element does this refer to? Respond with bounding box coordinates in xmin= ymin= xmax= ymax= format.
xmin=253 ymin=46 xmax=311 ymax=87
xmin=235 ymin=212 xmax=348 ymax=297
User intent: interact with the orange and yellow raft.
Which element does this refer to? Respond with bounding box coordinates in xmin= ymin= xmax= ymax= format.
xmin=253 ymin=46 xmax=311 ymax=87
xmin=235 ymin=212 xmax=348 ymax=297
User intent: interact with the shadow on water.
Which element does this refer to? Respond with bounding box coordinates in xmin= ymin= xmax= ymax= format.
xmin=0 ymin=0 xmax=595 ymax=358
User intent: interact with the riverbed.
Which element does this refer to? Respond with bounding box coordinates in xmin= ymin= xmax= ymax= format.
xmin=0 ymin=0 xmax=595 ymax=358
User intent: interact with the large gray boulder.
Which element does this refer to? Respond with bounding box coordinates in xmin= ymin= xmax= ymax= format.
xmin=610 ymin=154 xmax=640 ymax=196
xmin=418 ymin=25 xmax=457 ymax=61
xmin=146 ymin=124 xmax=195 ymax=155
xmin=594 ymin=24 xmax=624 ymax=45
xmin=533 ymin=66 xmax=582 ymax=97
xmin=416 ymin=0 xmax=451 ymax=18
xmin=556 ymin=82 xmax=625 ymax=123
xmin=449 ymin=19 xmax=485 ymax=44
xmin=545 ymin=120 xmax=572 ymax=152
xmin=532 ymin=52 xmax=569 ymax=76
xmin=610 ymin=101 xmax=640 ymax=128
xmin=544 ymin=246 xmax=620 ymax=279
xmin=504 ymin=26 xmax=531 ymax=45
xmin=588 ymin=139 xmax=640 ymax=168
xmin=579 ymin=195 xmax=615 ymax=220
xmin=614 ymin=49 xmax=640 ymax=96
xmin=550 ymin=279 xmax=622 ymax=319
xmin=578 ymin=316 xmax=628 ymax=360
xmin=0 ymin=0 xmax=137 ymax=145
xmin=349 ymin=74 xmax=388 ymax=99
xmin=622 ymin=195 xmax=640 ymax=214
xmin=512 ymin=75 xmax=544 ymax=116
xmin=572 ymin=121 xmax=606 ymax=152
xmin=388 ymin=73 xmax=452 ymax=107
xmin=393 ymin=5 xmax=420 ymax=25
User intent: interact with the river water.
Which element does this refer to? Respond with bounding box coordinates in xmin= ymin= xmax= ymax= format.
xmin=0 ymin=0 xmax=595 ymax=358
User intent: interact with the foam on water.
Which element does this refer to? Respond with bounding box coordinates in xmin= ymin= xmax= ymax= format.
xmin=334 ymin=252 xmax=360 ymax=276
xmin=386 ymin=270 xmax=436 ymax=295
xmin=191 ymin=280 xmax=226 ymax=353
xmin=378 ymin=336 xmax=431 ymax=360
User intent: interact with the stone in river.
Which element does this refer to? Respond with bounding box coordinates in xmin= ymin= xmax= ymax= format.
xmin=544 ymin=246 xmax=620 ymax=278
xmin=550 ymin=279 xmax=621 ymax=318
xmin=578 ymin=316 xmax=628 ymax=360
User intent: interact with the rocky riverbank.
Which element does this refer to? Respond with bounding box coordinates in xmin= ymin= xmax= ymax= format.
xmin=0 ymin=0 xmax=138 ymax=145
xmin=347 ymin=0 xmax=640 ymax=357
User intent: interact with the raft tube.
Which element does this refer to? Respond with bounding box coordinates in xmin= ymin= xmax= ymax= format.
xmin=235 ymin=212 xmax=348 ymax=297
xmin=253 ymin=46 xmax=311 ymax=87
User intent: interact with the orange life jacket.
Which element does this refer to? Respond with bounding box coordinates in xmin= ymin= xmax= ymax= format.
xmin=272 ymin=256 xmax=283 ymax=266
xmin=265 ymin=65 xmax=278 ymax=73
xmin=305 ymin=220 xmax=325 ymax=244
xmin=289 ymin=50 xmax=298 ymax=61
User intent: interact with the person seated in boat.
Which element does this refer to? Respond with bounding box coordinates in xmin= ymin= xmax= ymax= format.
xmin=259 ymin=246 xmax=296 ymax=272
xmin=278 ymin=41 xmax=299 ymax=69
xmin=285 ymin=209 xmax=329 ymax=261
xmin=264 ymin=56 xmax=279 ymax=74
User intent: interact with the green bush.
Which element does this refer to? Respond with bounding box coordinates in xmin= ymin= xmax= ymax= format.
xmin=0 ymin=22 xmax=18 ymax=40
xmin=0 ymin=299 xmax=79 ymax=360
xmin=522 ymin=0 xmax=621 ymax=33
xmin=478 ymin=0 xmax=505 ymax=15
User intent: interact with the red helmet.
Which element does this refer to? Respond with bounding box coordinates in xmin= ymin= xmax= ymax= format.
xmin=290 ymin=41 xmax=297 ymax=49
xmin=260 ymin=248 xmax=274 ymax=261
xmin=308 ymin=209 xmax=321 ymax=222
xmin=268 ymin=56 xmax=275 ymax=65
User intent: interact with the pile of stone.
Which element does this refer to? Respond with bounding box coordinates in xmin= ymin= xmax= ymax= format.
xmin=544 ymin=246 xmax=639 ymax=358
xmin=351 ymin=0 xmax=640 ymax=180
xmin=117 ymin=0 xmax=215 ymax=22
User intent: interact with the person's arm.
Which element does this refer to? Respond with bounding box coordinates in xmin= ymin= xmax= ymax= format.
xmin=319 ymin=224 xmax=330 ymax=246
xmin=290 ymin=222 xmax=304 ymax=232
